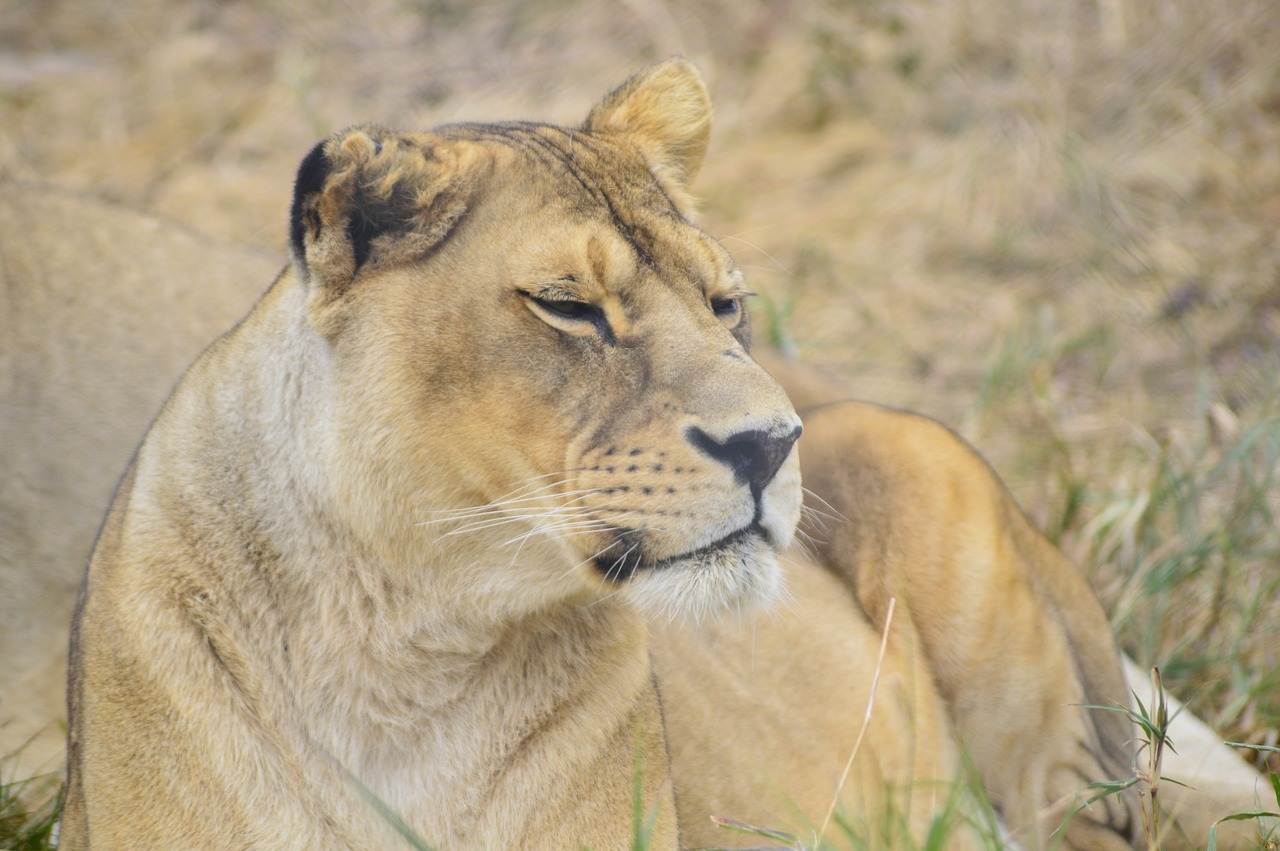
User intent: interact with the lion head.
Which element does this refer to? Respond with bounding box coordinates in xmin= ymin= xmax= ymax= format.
xmin=285 ymin=59 xmax=802 ymax=623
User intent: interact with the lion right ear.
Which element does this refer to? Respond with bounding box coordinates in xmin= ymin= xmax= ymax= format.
xmin=288 ymin=127 xmax=470 ymax=301
xmin=584 ymin=58 xmax=712 ymax=189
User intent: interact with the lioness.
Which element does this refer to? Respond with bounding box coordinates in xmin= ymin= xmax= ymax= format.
xmin=62 ymin=60 xmax=1263 ymax=849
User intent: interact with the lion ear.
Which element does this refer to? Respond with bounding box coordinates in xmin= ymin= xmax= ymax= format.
xmin=584 ymin=58 xmax=712 ymax=188
xmin=288 ymin=127 xmax=469 ymax=300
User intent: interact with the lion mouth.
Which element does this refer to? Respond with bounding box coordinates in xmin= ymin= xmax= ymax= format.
xmin=593 ymin=523 xmax=766 ymax=583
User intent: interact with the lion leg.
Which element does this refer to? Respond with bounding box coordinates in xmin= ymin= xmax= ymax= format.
xmin=794 ymin=400 xmax=1141 ymax=849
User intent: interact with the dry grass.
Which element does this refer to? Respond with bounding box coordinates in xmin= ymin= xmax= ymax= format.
xmin=2 ymin=0 xmax=1278 ymax=825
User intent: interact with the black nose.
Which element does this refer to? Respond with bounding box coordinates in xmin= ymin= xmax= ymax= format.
xmin=686 ymin=423 xmax=802 ymax=492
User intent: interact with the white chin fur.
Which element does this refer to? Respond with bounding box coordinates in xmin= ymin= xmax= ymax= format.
xmin=621 ymin=534 xmax=784 ymax=625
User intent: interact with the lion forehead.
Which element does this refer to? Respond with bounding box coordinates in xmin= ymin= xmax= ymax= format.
xmin=446 ymin=123 xmax=721 ymax=260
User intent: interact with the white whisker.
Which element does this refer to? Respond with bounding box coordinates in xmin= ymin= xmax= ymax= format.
xmin=559 ymin=539 xmax=623 ymax=581
xmin=791 ymin=526 xmax=822 ymax=560
xmin=439 ymin=512 xmax=574 ymax=538
xmin=500 ymin=519 xmax=614 ymax=547
xmin=801 ymin=487 xmax=849 ymax=524
xmin=417 ymin=487 xmax=604 ymax=525
xmin=589 ymin=543 xmax=640 ymax=592
xmin=716 ymin=232 xmax=791 ymax=273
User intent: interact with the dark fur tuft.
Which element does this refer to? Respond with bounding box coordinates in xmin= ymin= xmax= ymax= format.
xmin=344 ymin=167 xmax=414 ymax=273
xmin=289 ymin=139 xmax=331 ymax=271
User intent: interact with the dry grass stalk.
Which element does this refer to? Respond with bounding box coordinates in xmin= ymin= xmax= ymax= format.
xmin=817 ymin=596 xmax=898 ymax=844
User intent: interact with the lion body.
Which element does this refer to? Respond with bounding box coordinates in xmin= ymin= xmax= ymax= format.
xmin=5 ymin=61 xmax=1262 ymax=849
xmin=0 ymin=185 xmax=279 ymax=779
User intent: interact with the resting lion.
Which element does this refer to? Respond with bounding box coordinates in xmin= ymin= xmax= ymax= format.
xmin=59 ymin=60 xmax=1265 ymax=849
xmin=0 ymin=185 xmax=281 ymax=783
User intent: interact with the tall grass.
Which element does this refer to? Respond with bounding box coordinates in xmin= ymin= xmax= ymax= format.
xmin=961 ymin=311 xmax=1280 ymax=774
xmin=1075 ymin=404 xmax=1280 ymax=773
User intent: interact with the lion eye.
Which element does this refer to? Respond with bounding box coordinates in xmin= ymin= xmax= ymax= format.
xmin=710 ymin=295 xmax=745 ymax=324
xmin=530 ymin=295 xmax=600 ymax=322
xmin=522 ymin=292 xmax=613 ymax=341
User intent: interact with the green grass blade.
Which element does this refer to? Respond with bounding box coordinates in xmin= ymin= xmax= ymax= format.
xmin=348 ymin=773 xmax=436 ymax=850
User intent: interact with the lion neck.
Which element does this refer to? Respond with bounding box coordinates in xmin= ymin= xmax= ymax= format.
xmin=132 ymin=268 xmax=659 ymax=827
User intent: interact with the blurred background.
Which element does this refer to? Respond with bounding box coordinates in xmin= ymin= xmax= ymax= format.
xmin=2 ymin=0 xmax=1277 ymax=774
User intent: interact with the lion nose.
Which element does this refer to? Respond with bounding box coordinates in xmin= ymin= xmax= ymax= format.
xmin=687 ymin=423 xmax=802 ymax=492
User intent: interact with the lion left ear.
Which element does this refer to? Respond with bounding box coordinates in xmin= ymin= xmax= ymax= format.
xmin=584 ymin=58 xmax=712 ymax=189
xmin=288 ymin=127 xmax=470 ymax=301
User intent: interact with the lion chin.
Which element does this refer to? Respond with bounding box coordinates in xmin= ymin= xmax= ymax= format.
xmin=622 ymin=529 xmax=784 ymax=623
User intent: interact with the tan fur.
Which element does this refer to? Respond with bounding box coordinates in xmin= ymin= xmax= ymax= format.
xmin=46 ymin=60 xmax=1266 ymax=849
xmin=0 ymin=185 xmax=279 ymax=780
